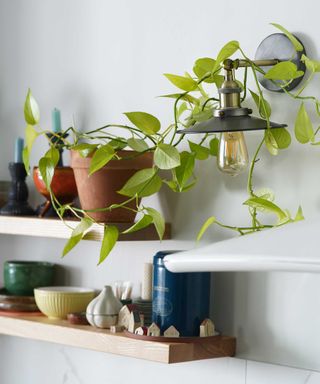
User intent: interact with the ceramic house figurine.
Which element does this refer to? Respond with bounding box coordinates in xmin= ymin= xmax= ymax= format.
xmin=128 ymin=309 xmax=141 ymax=333
xmin=147 ymin=322 xmax=160 ymax=337
xmin=164 ymin=325 xmax=180 ymax=338
xmin=134 ymin=326 xmax=148 ymax=336
xmin=118 ymin=304 xmax=137 ymax=329
xmin=200 ymin=318 xmax=215 ymax=337
xmin=86 ymin=285 xmax=123 ymax=328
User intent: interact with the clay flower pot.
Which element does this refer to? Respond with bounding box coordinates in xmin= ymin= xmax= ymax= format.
xmin=33 ymin=166 xmax=78 ymax=217
xmin=70 ymin=150 xmax=153 ymax=223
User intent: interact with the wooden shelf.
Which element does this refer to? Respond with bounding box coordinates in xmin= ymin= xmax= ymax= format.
xmin=0 ymin=216 xmax=171 ymax=241
xmin=0 ymin=314 xmax=236 ymax=364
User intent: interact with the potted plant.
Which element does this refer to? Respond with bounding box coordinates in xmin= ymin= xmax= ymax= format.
xmin=23 ymin=23 xmax=320 ymax=263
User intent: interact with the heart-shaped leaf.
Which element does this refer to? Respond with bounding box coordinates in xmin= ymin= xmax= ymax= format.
xmin=294 ymin=103 xmax=314 ymax=144
xmin=98 ymin=225 xmax=119 ymax=264
xmin=125 ymin=112 xmax=161 ymax=135
xmin=154 ymin=144 xmax=180 ymax=170
xmin=164 ymin=74 xmax=198 ymax=92
xmin=24 ymin=89 xmax=40 ymax=125
xmin=118 ymin=168 xmax=162 ymax=197
xmin=62 ymin=218 xmax=93 ymax=257
xmin=89 ymin=144 xmax=115 ymax=175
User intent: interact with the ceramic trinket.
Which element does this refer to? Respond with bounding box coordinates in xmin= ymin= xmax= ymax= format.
xmin=86 ymin=285 xmax=122 ymax=328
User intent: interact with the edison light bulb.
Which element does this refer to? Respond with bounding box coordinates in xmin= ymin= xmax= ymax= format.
xmin=217 ymin=131 xmax=249 ymax=176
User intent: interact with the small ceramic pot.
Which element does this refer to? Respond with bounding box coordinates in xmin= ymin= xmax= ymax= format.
xmin=86 ymin=285 xmax=123 ymax=328
xmin=33 ymin=166 xmax=78 ymax=217
xmin=4 ymin=261 xmax=55 ymax=296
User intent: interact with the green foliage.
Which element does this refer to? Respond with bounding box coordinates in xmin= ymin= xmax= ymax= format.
xmin=193 ymin=58 xmax=224 ymax=85
xmin=122 ymin=215 xmax=153 ymax=234
xmin=209 ymin=138 xmax=219 ymax=156
xmin=24 ymin=89 xmax=40 ymax=125
xmin=164 ymin=74 xmax=198 ymax=92
xmin=294 ymin=103 xmax=314 ymax=143
xmin=144 ymin=207 xmax=165 ymax=240
xmin=214 ymin=41 xmax=239 ymax=71
xmin=188 ymin=141 xmax=210 ymax=160
xmin=127 ymin=138 xmax=149 ymax=152
xmin=98 ymin=225 xmax=119 ymax=264
xmin=197 ymin=216 xmax=216 ymax=241
xmin=39 ymin=157 xmax=55 ymax=189
xmin=89 ymin=144 xmax=115 ymax=175
xmin=118 ymin=168 xmax=162 ymax=197
xmin=264 ymin=62 xmax=304 ymax=80
xmin=63 ymin=218 xmax=92 ymax=257
xmin=270 ymin=23 xmax=304 ymax=52
xmin=173 ymin=151 xmax=195 ymax=192
xmin=301 ymin=54 xmax=320 ymax=73
xmin=243 ymin=197 xmax=288 ymax=222
xmin=154 ymin=143 xmax=180 ymax=170
xmin=71 ymin=143 xmax=98 ymax=157
xmin=23 ymin=124 xmax=39 ymax=172
xmin=125 ymin=112 xmax=161 ymax=135
xmin=249 ymin=90 xmax=271 ymax=119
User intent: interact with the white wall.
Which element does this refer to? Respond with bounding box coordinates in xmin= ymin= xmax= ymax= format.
xmin=0 ymin=0 xmax=320 ymax=382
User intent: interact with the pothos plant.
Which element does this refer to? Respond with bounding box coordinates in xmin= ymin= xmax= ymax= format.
xmin=23 ymin=23 xmax=320 ymax=264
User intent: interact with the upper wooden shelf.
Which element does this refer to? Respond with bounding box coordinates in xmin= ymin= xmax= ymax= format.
xmin=0 ymin=216 xmax=171 ymax=241
xmin=0 ymin=314 xmax=236 ymax=364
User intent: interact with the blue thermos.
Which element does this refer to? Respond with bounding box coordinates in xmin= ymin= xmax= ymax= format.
xmin=152 ymin=250 xmax=210 ymax=336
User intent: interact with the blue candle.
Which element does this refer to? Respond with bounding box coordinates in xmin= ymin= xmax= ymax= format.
xmin=52 ymin=108 xmax=61 ymax=133
xmin=14 ymin=137 xmax=24 ymax=163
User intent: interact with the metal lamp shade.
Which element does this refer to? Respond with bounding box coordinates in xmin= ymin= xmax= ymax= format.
xmin=177 ymin=115 xmax=287 ymax=134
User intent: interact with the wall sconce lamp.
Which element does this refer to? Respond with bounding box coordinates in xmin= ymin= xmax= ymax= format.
xmin=177 ymin=33 xmax=306 ymax=176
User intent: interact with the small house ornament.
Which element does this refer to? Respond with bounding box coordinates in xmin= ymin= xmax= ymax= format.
xmin=164 ymin=325 xmax=180 ymax=338
xmin=147 ymin=322 xmax=160 ymax=337
xmin=200 ymin=319 xmax=215 ymax=337
xmin=128 ymin=310 xmax=141 ymax=333
xmin=135 ymin=326 xmax=148 ymax=336
xmin=118 ymin=304 xmax=137 ymax=329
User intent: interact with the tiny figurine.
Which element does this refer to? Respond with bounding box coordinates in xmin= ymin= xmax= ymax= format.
xmin=147 ymin=322 xmax=160 ymax=337
xmin=128 ymin=309 xmax=141 ymax=333
xmin=110 ymin=325 xmax=125 ymax=334
xmin=200 ymin=318 xmax=215 ymax=337
xmin=134 ymin=326 xmax=148 ymax=336
xmin=164 ymin=325 xmax=180 ymax=338
xmin=118 ymin=304 xmax=138 ymax=329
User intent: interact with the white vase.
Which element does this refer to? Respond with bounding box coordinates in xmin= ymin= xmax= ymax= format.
xmin=86 ymin=285 xmax=123 ymax=328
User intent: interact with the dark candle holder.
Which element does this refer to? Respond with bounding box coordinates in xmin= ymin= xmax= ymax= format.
xmin=0 ymin=162 xmax=35 ymax=216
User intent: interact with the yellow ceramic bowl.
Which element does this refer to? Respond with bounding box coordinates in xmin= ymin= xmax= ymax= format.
xmin=34 ymin=287 xmax=95 ymax=319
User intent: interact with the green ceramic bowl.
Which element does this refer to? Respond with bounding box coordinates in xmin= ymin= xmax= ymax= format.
xmin=4 ymin=261 xmax=55 ymax=296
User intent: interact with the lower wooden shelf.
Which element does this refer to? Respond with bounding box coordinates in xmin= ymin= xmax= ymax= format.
xmin=0 ymin=314 xmax=236 ymax=364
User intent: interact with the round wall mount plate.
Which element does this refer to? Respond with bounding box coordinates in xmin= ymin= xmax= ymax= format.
xmin=255 ymin=33 xmax=306 ymax=92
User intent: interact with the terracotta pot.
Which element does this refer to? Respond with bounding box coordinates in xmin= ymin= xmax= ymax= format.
xmin=70 ymin=150 xmax=153 ymax=223
xmin=33 ymin=166 xmax=78 ymax=217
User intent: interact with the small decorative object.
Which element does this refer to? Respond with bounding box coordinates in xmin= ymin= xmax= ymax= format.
xmin=200 ymin=319 xmax=215 ymax=337
xmin=128 ymin=309 xmax=141 ymax=333
xmin=163 ymin=325 xmax=180 ymax=338
xmin=86 ymin=285 xmax=122 ymax=329
xmin=147 ymin=322 xmax=160 ymax=337
xmin=0 ymin=138 xmax=35 ymax=216
xmin=67 ymin=312 xmax=89 ymax=325
xmin=141 ymin=262 xmax=153 ymax=301
xmin=152 ymin=251 xmax=210 ymax=336
xmin=110 ymin=325 xmax=125 ymax=333
xmin=113 ymin=280 xmax=133 ymax=303
xmin=4 ymin=261 xmax=55 ymax=296
xmin=34 ymin=287 xmax=95 ymax=319
xmin=133 ymin=298 xmax=152 ymax=327
xmin=118 ymin=304 xmax=137 ymax=329
xmin=135 ymin=326 xmax=148 ymax=336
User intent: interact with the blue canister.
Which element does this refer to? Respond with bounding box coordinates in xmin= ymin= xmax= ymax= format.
xmin=152 ymin=250 xmax=210 ymax=337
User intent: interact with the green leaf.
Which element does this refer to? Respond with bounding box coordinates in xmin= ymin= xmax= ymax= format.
xmin=301 ymin=54 xmax=320 ymax=73
xmin=45 ymin=146 xmax=60 ymax=167
xmin=243 ymin=197 xmax=287 ymax=221
xmin=164 ymin=74 xmax=198 ymax=92
xmin=264 ymin=130 xmax=279 ymax=156
xmin=118 ymin=168 xmax=162 ymax=197
xmin=23 ymin=124 xmax=40 ymax=172
xmin=122 ymin=215 xmax=153 ymax=234
xmin=270 ymin=23 xmax=303 ymax=51
xmin=193 ymin=58 xmax=223 ymax=85
xmin=62 ymin=218 xmax=92 ymax=257
xmin=264 ymin=62 xmax=304 ymax=80
xmin=125 ymin=112 xmax=161 ymax=135
xmin=197 ymin=216 xmax=216 ymax=241
xmin=294 ymin=206 xmax=304 ymax=222
xmin=145 ymin=207 xmax=165 ymax=240
xmin=39 ymin=157 xmax=55 ymax=189
xmin=98 ymin=225 xmax=119 ymax=264
xmin=89 ymin=144 xmax=115 ymax=175
xmin=174 ymin=151 xmax=195 ymax=191
xmin=71 ymin=143 xmax=98 ymax=158
xmin=294 ymin=103 xmax=314 ymax=143
xmin=188 ymin=141 xmax=210 ymax=160
xmin=249 ymin=90 xmax=271 ymax=119
xmin=256 ymin=188 xmax=275 ymax=202
xmin=270 ymin=128 xmax=291 ymax=149
xmin=127 ymin=138 xmax=149 ymax=152
xmin=154 ymin=144 xmax=180 ymax=170
xmin=24 ymin=89 xmax=40 ymax=125
xmin=192 ymin=109 xmax=213 ymax=122
xmin=178 ymin=102 xmax=188 ymax=118
xmin=108 ymin=138 xmax=127 ymax=150
xmin=213 ymin=41 xmax=239 ymax=71
xmin=209 ymin=138 xmax=219 ymax=156
xmin=159 ymin=93 xmax=199 ymax=105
